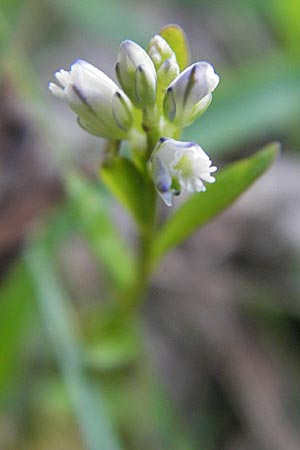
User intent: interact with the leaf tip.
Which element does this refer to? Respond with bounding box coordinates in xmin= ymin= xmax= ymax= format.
xmin=261 ymin=141 xmax=281 ymax=161
xmin=159 ymin=24 xmax=190 ymax=70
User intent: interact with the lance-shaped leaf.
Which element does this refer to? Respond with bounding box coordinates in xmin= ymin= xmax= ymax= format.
xmin=66 ymin=171 xmax=136 ymax=290
xmin=100 ymin=156 xmax=156 ymax=230
xmin=159 ymin=24 xmax=190 ymax=71
xmin=151 ymin=142 xmax=280 ymax=266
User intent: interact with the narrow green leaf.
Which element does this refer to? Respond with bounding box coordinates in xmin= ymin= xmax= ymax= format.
xmin=25 ymin=244 xmax=122 ymax=450
xmin=0 ymin=262 xmax=33 ymax=400
xmin=100 ymin=156 xmax=155 ymax=229
xmin=66 ymin=171 xmax=135 ymax=290
xmin=254 ymin=0 xmax=300 ymax=54
xmin=151 ymin=143 xmax=280 ymax=265
xmin=159 ymin=24 xmax=190 ymax=71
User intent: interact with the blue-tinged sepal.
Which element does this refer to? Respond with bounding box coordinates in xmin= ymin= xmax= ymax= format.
xmin=163 ymin=62 xmax=219 ymax=127
xmin=151 ymin=147 xmax=173 ymax=205
xmin=116 ymin=40 xmax=157 ymax=109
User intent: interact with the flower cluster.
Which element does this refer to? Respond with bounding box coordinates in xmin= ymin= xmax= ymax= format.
xmin=49 ymin=27 xmax=219 ymax=205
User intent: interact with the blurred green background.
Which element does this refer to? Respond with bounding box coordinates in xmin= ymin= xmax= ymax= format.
xmin=0 ymin=0 xmax=300 ymax=449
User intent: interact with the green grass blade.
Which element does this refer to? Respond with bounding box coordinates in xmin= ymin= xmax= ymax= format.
xmin=25 ymin=243 xmax=122 ymax=450
xmin=0 ymin=262 xmax=34 ymax=401
xmin=151 ymin=142 xmax=280 ymax=265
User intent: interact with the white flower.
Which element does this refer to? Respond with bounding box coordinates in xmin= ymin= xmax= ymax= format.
xmin=49 ymin=59 xmax=133 ymax=139
xmin=150 ymin=137 xmax=217 ymax=206
xmin=163 ymin=62 xmax=219 ymax=127
xmin=116 ymin=40 xmax=157 ymax=108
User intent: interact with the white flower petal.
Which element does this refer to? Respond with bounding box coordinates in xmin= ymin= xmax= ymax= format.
xmin=48 ymin=82 xmax=64 ymax=99
xmin=150 ymin=138 xmax=217 ymax=206
xmin=55 ymin=69 xmax=70 ymax=87
xmin=49 ymin=59 xmax=133 ymax=139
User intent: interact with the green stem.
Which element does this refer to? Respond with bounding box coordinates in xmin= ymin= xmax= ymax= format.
xmin=136 ymin=220 xmax=156 ymax=296
xmin=115 ymin=175 xmax=157 ymax=314
xmin=124 ymin=200 xmax=157 ymax=312
xmin=104 ymin=139 xmax=121 ymax=159
xmin=127 ymin=118 xmax=159 ymax=308
xmin=142 ymin=106 xmax=160 ymax=158
xmin=110 ymin=107 xmax=160 ymax=314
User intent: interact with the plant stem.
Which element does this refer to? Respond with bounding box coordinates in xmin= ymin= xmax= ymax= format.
xmin=132 ymin=97 xmax=160 ymax=301
xmin=104 ymin=139 xmax=121 ymax=159
xmin=142 ymin=106 xmax=160 ymax=158
xmin=109 ymin=106 xmax=159 ymax=314
xmin=121 ymin=189 xmax=157 ymax=312
xmin=112 ymin=159 xmax=157 ymax=314
xmin=136 ymin=219 xmax=156 ymax=295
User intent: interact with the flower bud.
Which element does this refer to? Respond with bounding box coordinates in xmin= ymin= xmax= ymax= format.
xmin=116 ymin=40 xmax=157 ymax=108
xmin=163 ymin=62 xmax=219 ymax=127
xmin=49 ymin=59 xmax=133 ymax=139
xmin=148 ymin=35 xmax=179 ymax=88
xmin=148 ymin=35 xmax=174 ymax=69
xmin=150 ymin=137 xmax=217 ymax=206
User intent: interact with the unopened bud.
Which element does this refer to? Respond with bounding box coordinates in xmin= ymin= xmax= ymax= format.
xmin=163 ymin=62 xmax=219 ymax=127
xmin=116 ymin=40 xmax=157 ymax=109
xmin=49 ymin=60 xmax=133 ymax=139
xmin=148 ymin=35 xmax=179 ymax=88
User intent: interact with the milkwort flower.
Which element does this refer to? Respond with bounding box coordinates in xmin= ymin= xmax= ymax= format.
xmin=49 ymin=59 xmax=133 ymax=139
xmin=163 ymin=62 xmax=219 ymax=127
xmin=150 ymin=138 xmax=217 ymax=206
xmin=49 ymin=26 xmax=220 ymax=207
